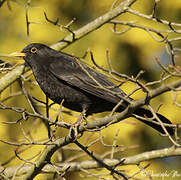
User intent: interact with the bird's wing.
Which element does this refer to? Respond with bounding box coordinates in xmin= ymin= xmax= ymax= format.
xmin=49 ymin=54 xmax=128 ymax=104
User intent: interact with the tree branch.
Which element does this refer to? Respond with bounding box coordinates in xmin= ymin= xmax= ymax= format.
xmin=2 ymin=146 xmax=181 ymax=178
xmin=76 ymin=79 xmax=181 ymax=132
xmin=21 ymin=136 xmax=74 ymax=180
xmin=0 ymin=64 xmax=26 ymax=93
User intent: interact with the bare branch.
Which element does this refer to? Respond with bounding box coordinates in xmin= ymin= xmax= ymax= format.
xmin=3 ymin=146 xmax=181 ymax=178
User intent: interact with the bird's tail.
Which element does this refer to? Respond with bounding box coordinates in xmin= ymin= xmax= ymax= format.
xmin=132 ymin=108 xmax=174 ymax=135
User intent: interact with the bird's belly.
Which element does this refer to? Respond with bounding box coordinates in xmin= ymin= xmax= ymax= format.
xmin=35 ymin=72 xmax=91 ymax=112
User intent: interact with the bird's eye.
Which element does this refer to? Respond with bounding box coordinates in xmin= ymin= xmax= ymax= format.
xmin=30 ymin=47 xmax=37 ymax=53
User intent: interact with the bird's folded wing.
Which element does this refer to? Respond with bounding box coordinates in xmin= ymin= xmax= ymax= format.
xmin=49 ymin=56 xmax=128 ymax=104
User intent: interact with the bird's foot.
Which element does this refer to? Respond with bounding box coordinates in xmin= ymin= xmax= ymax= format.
xmin=69 ymin=123 xmax=79 ymax=141
xmin=68 ymin=110 xmax=86 ymax=140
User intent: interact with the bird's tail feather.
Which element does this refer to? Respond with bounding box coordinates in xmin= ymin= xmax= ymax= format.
xmin=133 ymin=108 xmax=174 ymax=135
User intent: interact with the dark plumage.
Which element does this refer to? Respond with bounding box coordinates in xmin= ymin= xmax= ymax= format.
xmin=15 ymin=43 xmax=174 ymax=135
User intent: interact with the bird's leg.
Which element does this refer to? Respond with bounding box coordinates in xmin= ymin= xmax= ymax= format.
xmin=76 ymin=108 xmax=87 ymax=125
xmin=69 ymin=108 xmax=86 ymax=140
xmin=45 ymin=96 xmax=52 ymax=140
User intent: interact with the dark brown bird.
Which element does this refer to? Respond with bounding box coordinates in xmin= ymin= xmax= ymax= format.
xmin=12 ymin=43 xmax=174 ymax=135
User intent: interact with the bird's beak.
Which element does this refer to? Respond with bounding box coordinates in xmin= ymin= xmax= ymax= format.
xmin=0 ymin=52 xmax=26 ymax=62
xmin=8 ymin=52 xmax=26 ymax=58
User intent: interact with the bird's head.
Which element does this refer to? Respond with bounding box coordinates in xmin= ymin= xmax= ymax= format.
xmin=9 ymin=43 xmax=57 ymax=65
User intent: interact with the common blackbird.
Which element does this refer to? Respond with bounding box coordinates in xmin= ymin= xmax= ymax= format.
xmin=11 ymin=43 xmax=174 ymax=135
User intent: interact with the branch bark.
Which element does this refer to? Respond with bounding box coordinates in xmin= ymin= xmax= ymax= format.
xmin=77 ymin=79 xmax=181 ymax=132
xmin=21 ymin=136 xmax=73 ymax=180
xmin=3 ymin=146 xmax=181 ymax=178
xmin=0 ymin=64 xmax=26 ymax=93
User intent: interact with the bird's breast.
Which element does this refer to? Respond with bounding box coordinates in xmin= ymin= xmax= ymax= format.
xmin=32 ymin=67 xmax=92 ymax=112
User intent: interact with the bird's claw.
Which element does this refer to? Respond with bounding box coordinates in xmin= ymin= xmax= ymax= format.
xmin=69 ymin=123 xmax=79 ymax=141
xmin=68 ymin=111 xmax=86 ymax=140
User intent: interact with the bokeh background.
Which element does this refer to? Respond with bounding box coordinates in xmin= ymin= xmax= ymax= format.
xmin=0 ymin=0 xmax=181 ymax=179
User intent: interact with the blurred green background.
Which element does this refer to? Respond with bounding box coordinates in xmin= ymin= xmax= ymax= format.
xmin=0 ymin=0 xmax=181 ymax=179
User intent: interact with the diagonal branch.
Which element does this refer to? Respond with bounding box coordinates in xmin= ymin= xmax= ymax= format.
xmin=21 ymin=135 xmax=74 ymax=180
xmin=77 ymin=79 xmax=181 ymax=133
xmin=0 ymin=64 xmax=27 ymax=93
xmin=51 ymin=0 xmax=136 ymax=50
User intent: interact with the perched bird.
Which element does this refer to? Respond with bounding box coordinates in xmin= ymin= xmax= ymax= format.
xmin=11 ymin=43 xmax=174 ymax=135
